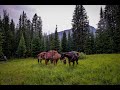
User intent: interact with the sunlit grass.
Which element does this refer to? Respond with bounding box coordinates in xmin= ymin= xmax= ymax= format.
xmin=0 ymin=54 xmax=120 ymax=85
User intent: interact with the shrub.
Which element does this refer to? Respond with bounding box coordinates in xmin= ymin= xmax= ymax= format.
xmin=79 ymin=52 xmax=86 ymax=59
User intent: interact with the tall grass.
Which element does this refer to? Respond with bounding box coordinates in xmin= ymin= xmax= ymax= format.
xmin=0 ymin=54 xmax=120 ymax=85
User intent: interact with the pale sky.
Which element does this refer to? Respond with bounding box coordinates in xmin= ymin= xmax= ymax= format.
xmin=0 ymin=5 xmax=105 ymax=34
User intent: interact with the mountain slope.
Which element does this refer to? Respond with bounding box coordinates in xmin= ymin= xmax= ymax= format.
xmin=57 ymin=25 xmax=96 ymax=40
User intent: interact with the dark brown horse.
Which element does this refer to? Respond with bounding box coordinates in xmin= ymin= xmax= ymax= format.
xmin=60 ymin=51 xmax=79 ymax=66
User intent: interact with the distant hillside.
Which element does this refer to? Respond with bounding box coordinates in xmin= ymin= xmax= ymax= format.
xmin=89 ymin=26 xmax=96 ymax=36
xmin=57 ymin=25 xmax=96 ymax=40
xmin=57 ymin=29 xmax=72 ymax=40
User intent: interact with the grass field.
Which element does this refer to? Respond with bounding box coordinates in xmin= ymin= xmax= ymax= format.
xmin=0 ymin=54 xmax=120 ymax=85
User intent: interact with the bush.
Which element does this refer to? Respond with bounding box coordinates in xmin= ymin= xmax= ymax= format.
xmin=79 ymin=52 xmax=86 ymax=59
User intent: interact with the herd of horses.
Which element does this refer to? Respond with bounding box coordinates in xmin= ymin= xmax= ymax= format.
xmin=37 ymin=50 xmax=80 ymax=66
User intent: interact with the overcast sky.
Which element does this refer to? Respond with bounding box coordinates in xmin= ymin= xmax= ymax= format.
xmin=0 ymin=5 xmax=105 ymax=34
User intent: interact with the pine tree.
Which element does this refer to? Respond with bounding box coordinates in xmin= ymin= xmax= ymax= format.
xmin=84 ymin=30 xmax=95 ymax=54
xmin=17 ymin=11 xmax=29 ymax=57
xmin=37 ymin=16 xmax=42 ymax=39
xmin=16 ymin=33 xmax=27 ymax=58
xmin=104 ymin=5 xmax=115 ymax=53
xmin=103 ymin=5 xmax=120 ymax=53
xmin=70 ymin=33 xmax=75 ymax=51
xmin=21 ymin=11 xmax=31 ymax=57
xmin=0 ymin=16 xmax=3 ymax=55
xmin=49 ymin=34 xmax=55 ymax=50
xmin=95 ymin=7 xmax=106 ymax=53
xmin=61 ymin=31 xmax=67 ymax=52
xmin=41 ymin=35 xmax=45 ymax=52
xmin=2 ymin=10 xmax=11 ymax=58
xmin=67 ymin=31 xmax=72 ymax=51
xmin=9 ymin=19 xmax=15 ymax=57
xmin=37 ymin=17 xmax=43 ymax=52
xmin=32 ymin=13 xmax=38 ymax=38
xmin=32 ymin=14 xmax=43 ymax=52
xmin=54 ymin=25 xmax=60 ymax=52
xmin=0 ymin=32 xmax=3 ymax=55
xmin=32 ymin=13 xmax=37 ymax=31
xmin=25 ymin=19 xmax=31 ymax=56
xmin=96 ymin=5 xmax=120 ymax=54
xmin=30 ymin=23 xmax=34 ymax=56
xmin=90 ymin=32 xmax=95 ymax=54
xmin=46 ymin=35 xmax=50 ymax=51
xmin=112 ymin=5 xmax=120 ymax=53
xmin=0 ymin=15 xmax=2 ymax=30
xmin=72 ymin=5 xmax=89 ymax=52
xmin=16 ymin=15 xmax=22 ymax=52
xmin=17 ymin=11 xmax=35 ymax=57
xmin=31 ymin=37 xmax=40 ymax=57
xmin=44 ymin=34 xmax=49 ymax=51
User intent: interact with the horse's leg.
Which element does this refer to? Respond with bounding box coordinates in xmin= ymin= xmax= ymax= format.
xmin=68 ymin=60 xmax=71 ymax=66
xmin=73 ymin=61 xmax=75 ymax=66
xmin=40 ymin=59 xmax=42 ymax=63
xmin=45 ymin=59 xmax=48 ymax=65
xmin=76 ymin=59 xmax=78 ymax=64
xmin=56 ymin=59 xmax=58 ymax=65
xmin=55 ymin=59 xmax=58 ymax=65
xmin=64 ymin=59 xmax=66 ymax=64
xmin=45 ymin=59 xmax=47 ymax=65
xmin=54 ymin=60 xmax=56 ymax=65
xmin=38 ymin=59 xmax=39 ymax=63
xmin=47 ymin=59 xmax=49 ymax=65
xmin=50 ymin=59 xmax=53 ymax=64
xmin=53 ymin=60 xmax=56 ymax=65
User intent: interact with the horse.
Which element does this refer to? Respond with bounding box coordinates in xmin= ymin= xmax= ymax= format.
xmin=43 ymin=50 xmax=57 ymax=64
xmin=37 ymin=52 xmax=46 ymax=63
xmin=60 ymin=51 xmax=79 ymax=66
xmin=60 ymin=57 xmax=67 ymax=64
xmin=71 ymin=51 xmax=80 ymax=58
xmin=52 ymin=53 xmax=61 ymax=65
xmin=37 ymin=50 xmax=61 ymax=65
xmin=39 ymin=50 xmax=60 ymax=65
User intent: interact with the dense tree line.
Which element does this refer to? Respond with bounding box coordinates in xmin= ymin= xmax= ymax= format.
xmin=0 ymin=5 xmax=120 ymax=60
xmin=95 ymin=5 xmax=120 ymax=54
xmin=61 ymin=5 xmax=120 ymax=54
xmin=0 ymin=10 xmax=43 ymax=58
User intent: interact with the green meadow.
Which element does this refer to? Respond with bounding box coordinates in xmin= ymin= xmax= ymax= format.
xmin=0 ymin=54 xmax=120 ymax=85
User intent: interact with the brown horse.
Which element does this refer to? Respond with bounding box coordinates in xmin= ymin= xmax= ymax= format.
xmin=52 ymin=53 xmax=61 ymax=65
xmin=37 ymin=52 xmax=46 ymax=63
xmin=44 ymin=50 xmax=61 ymax=65
xmin=60 ymin=51 xmax=79 ymax=66
xmin=37 ymin=50 xmax=61 ymax=65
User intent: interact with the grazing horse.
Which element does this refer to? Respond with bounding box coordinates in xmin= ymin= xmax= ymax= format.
xmin=37 ymin=50 xmax=61 ymax=65
xmin=71 ymin=51 xmax=80 ymax=58
xmin=52 ymin=53 xmax=61 ymax=65
xmin=37 ymin=52 xmax=46 ymax=63
xmin=60 ymin=51 xmax=79 ymax=66
xmin=44 ymin=50 xmax=58 ymax=64
xmin=43 ymin=50 xmax=61 ymax=65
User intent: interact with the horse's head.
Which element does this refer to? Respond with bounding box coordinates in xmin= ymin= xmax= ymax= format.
xmin=37 ymin=52 xmax=46 ymax=59
xmin=63 ymin=59 xmax=66 ymax=64
xmin=76 ymin=52 xmax=80 ymax=58
xmin=59 ymin=53 xmax=67 ymax=64
xmin=60 ymin=53 xmax=65 ymax=60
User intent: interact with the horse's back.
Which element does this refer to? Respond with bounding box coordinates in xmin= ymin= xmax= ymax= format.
xmin=53 ymin=53 xmax=61 ymax=59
